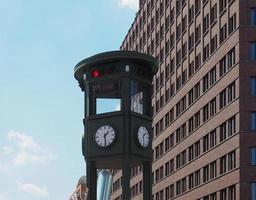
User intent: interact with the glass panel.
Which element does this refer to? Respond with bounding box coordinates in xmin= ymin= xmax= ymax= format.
xmin=251 ymin=8 xmax=256 ymax=25
xmin=130 ymin=80 xmax=148 ymax=115
xmin=250 ymin=43 xmax=256 ymax=60
xmin=252 ymin=183 xmax=256 ymax=200
xmin=96 ymin=98 xmax=121 ymax=114
xmin=90 ymin=80 xmax=122 ymax=115
xmin=251 ymin=148 xmax=256 ymax=165
xmin=251 ymin=77 xmax=256 ymax=96
xmin=251 ymin=112 xmax=256 ymax=131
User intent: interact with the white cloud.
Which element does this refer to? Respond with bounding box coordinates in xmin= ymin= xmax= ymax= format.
xmin=8 ymin=130 xmax=40 ymax=150
xmin=118 ymin=0 xmax=139 ymax=11
xmin=13 ymin=151 xmax=56 ymax=166
xmin=17 ymin=181 xmax=48 ymax=196
xmin=1 ymin=130 xmax=57 ymax=167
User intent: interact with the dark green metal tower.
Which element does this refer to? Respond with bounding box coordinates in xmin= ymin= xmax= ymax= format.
xmin=74 ymin=51 xmax=158 ymax=200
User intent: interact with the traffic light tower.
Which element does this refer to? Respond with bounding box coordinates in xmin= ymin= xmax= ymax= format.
xmin=74 ymin=51 xmax=158 ymax=200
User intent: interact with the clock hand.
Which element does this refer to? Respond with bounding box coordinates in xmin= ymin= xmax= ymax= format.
xmin=104 ymin=131 xmax=109 ymax=146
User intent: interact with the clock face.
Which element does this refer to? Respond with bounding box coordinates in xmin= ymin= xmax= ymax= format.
xmin=95 ymin=125 xmax=116 ymax=147
xmin=137 ymin=126 xmax=150 ymax=148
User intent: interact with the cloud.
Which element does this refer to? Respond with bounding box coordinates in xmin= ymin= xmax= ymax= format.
xmin=8 ymin=130 xmax=40 ymax=150
xmin=118 ymin=0 xmax=139 ymax=11
xmin=16 ymin=181 xmax=48 ymax=196
xmin=1 ymin=130 xmax=57 ymax=167
xmin=13 ymin=151 xmax=56 ymax=166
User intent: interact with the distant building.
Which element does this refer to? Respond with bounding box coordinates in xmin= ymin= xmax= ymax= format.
xmin=69 ymin=176 xmax=88 ymax=200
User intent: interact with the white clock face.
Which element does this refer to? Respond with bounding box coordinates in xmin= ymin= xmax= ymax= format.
xmin=137 ymin=126 xmax=150 ymax=147
xmin=95 ymin=125 xmax=116 ymax=147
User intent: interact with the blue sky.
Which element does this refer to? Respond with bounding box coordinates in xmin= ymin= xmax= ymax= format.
xmin=0 ymin=0 xmax=137 ymax=199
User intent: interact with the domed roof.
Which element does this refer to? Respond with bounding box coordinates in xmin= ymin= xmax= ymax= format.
xmin=77 ymin=175 xmax=86 ymax=187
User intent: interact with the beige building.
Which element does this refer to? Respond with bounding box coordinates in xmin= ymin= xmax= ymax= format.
xmin=111 ymin=0 xmax=256 ymax=199
xmin=69 ymin=176 xmax=88 ymax=200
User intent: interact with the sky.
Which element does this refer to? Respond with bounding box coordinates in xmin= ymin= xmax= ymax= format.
xmin=0 ymin=0 xmax=138 ymax=199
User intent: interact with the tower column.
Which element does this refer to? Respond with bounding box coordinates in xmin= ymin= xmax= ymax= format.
xmin=122 ymin=158 xmax=131 ymax=200
xmin=143 ymin=161 xmax=152 ymax=200
xmin=87 ymin=160 xmax=97 ymax=200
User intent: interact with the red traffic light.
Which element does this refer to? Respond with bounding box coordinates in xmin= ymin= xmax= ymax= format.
xmin=91 ymin=69 xmax=101 ymax=78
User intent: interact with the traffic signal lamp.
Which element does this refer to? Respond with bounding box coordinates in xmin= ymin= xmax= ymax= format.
xmin=91 ymin=66 xmax=119 ymax=78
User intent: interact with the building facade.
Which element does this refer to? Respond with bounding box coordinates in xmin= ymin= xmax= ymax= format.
xmin=111 ymin=0 xmax=256 ymax=199
xmin=69 ymin=176 xmax=88 ymax=200
xmin=111 ymin=0 xmax=256 ymax=200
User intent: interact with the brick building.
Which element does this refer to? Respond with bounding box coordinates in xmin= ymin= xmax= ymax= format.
xmin=111 ymin=0 xmax=256 ymax=199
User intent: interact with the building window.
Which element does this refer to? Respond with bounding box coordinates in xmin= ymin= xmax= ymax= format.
xmin=165 ymin=184 xmax=174 ymax=199
xmin=203 ymin=134 xmax=209 ymax=152
xmin=189 ymin=173 xmax=194 ymax=189
xmin=220 ymin=155 xmax=227 ymax=174
xmin=194 ymin=170 xmax=200 ymax=186
xmin=220 ymin=89 xmax=227 ymax=109
xmin=189 ymin=145 xmax=194 ymax=161
xmin=209 ymin=98 xmax=216 ymax=117
xmin=251 ymin=183 xmax=256 ymax=200
xmin=220 ymin=188 xmax=227 ymax=200
xmin=220 ymin=0 xmax=227 ymax=14
xmin=210 ymin=4 xmax=217 ymax=24
xmin=228 ymin=13 xmax=237 ymax=34
xmin=210 ymin=161 xmax=217 ymax=179
xmin=251 ymin=148 xmax=256 ymax=165
xmin=251 ymin=112 xmax=256 ymax=131
xmin=228 ymin=185 xmax=236 ymax=200
xmin=228 ymin=151 xmax=236 ymax=170
xmin=251 ymin=8 xmax=256 ymax=25
xmin=251 ymin=77 xmax=256 ymax=96
xmin=220 ymin=24 xmax=227 ymax=43
xmin=211 ymin=35 xmax=218 ymax=53
xmin=176 ymin=180 xmax=181 ymax=195
xmin=210 ymin=130 xmax=217 ymax=148
xmin=203 ymin=165 xmax=209 ymax=182
xmin=210 ymin=193 xmax=217 ymax=200
xmin=250 ymin=42 xmax=256 ymax=60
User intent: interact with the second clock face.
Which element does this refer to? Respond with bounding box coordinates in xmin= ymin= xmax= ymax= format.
xmin=137 ymin=126 xmax=150 ymax=148
xmin=95 ymin=125 xmax=116 ymax=147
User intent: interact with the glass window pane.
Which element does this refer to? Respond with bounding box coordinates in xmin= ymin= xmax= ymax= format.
xmin=250 ymin=43 xmax=256 ymax=60
xmin=251 ymin=8 xmax=256 ymax=25
xmin=251 ymin=183 xmax=256 ymax=200
xmin=130 ymin=80 xmax=148 ymax=115
xmin=251 ymin=148 xmax=256 ymax=165
xmin=251 ymin=77 xmax=256 ymax=96
xmin=251 ymin=112 xmax=256 ymax=131
xmin=96 ymin=98 xmax=121 ymax=114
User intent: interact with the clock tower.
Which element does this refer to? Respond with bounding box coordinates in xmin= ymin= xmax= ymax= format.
xmin=74 ymin=51 xmax=157 ymax=200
